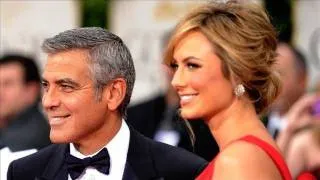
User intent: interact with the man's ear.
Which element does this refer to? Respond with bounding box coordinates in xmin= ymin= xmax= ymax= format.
xmin=103 ymin=78 xmax=127 ymax=111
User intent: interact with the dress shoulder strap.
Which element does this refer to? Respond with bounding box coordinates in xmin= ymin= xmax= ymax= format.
xmin=240 ymin=135 xmax=292 ymax=180
xmin=197 ymin=135 xmax=292 ymax=180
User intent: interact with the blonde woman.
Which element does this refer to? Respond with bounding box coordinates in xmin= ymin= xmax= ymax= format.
xmin=164 ymin=1 xmax=291 ymax=179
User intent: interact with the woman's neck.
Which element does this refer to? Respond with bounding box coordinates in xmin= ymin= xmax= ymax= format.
xmin=205 ymin=97 xmax=261 ymax=150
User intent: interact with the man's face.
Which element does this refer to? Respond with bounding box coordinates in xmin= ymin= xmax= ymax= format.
xmin=272 ymin=44 xmax=306 ymax=115
xmin=42 ymin=49 xmax=109 ymax=144
xmin=0 ymin=63 xmax=28 ymax=125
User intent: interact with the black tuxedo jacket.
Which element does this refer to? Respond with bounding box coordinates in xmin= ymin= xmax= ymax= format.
xmin=7 ymin=127 xmax=207 ymax=180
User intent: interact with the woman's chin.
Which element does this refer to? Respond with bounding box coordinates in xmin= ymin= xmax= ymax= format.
xmin=180 ymin=109 xmax=201 ymax=120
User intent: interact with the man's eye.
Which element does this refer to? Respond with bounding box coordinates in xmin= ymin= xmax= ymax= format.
xmin=41 ymin=82 xmax=47 ymax=87
xmin=60 ymin=84 xmax=74 ymax=92
xmin=41 ymin=82 xmax=49 ymax=91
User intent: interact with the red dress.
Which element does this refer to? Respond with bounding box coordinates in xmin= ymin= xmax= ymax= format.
xmin=196 ymin=135 xmax=292 ymax=180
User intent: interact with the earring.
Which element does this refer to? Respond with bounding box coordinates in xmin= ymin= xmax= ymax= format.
xmin=234 ymin=84 xmax=245 ymax=97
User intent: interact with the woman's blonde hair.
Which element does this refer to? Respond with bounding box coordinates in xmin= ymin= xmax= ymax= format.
xmin=164 ymin=1 xmax=280 ymax=114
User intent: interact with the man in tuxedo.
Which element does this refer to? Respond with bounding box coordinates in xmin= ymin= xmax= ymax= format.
xmin=7 ymin=27 xmax=206 ymax=180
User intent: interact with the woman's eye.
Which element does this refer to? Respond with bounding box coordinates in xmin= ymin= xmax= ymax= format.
xmin=187 ymin=63 xmax=200 ymax=69
xmin=170 ymin=62 xmax=178 ymax=70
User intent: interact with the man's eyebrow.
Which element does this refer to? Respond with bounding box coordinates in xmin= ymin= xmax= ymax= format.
xmin=41 ymin=78 xmax=48 ymax=83
xmin=56 ymin=78 xmax=80 ymax=88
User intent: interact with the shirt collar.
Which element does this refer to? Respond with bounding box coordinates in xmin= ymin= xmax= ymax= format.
xmin=268 ymin=112 xmax=287 ymax=131
xmin=69 ymin=120 xmax=130 ymax=177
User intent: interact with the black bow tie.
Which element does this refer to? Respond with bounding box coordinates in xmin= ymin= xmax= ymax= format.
xmin=65 ymin=148 xmax=110 ymax=180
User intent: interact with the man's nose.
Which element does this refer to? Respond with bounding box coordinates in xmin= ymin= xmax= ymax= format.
xmin=42 ymin=87 xmax=60 ymax=111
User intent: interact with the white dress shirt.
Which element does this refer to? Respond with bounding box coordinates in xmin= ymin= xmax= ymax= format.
xmin=267 ymin=112 xmax=288 ymax=137
xmin=68 ymin=120 xmax=130 ymax=180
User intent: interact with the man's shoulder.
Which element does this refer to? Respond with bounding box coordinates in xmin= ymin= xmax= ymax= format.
xmin=129 ymin=128 xmax=207 ymax=179
xmin=148 ymin=137 xmax=207 ymax=169
xmin=13 ymin=144 xmax=61 ymax=162
xmin=7 ymin=144 xmax=67 ymax=179
xmin=8 ymin=144 xmax=64 ymax=176
xmin=131 ymin=126 xmax=205 ymax=161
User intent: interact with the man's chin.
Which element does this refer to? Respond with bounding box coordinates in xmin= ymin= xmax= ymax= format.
xmin=49 ymin=133 xmax=70 ymax=144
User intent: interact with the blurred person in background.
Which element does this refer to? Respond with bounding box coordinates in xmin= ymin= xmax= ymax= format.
xmin=267 ymin=43 xmax=320 ymax=179
xmin=164 ymin=1 xmax=291 ymax=179
xmin=276 ymin=80 xmax=320 ymax=179
xmin=126 ymin=31 xmax=219 ymax=161
xmin=0 ymin=54 xmax=51 ymax=151
xmin=286 ymin=125 xmax=320 ymax=179
xmin=264 ymin=42 xmax=308 ymax=139
xmin=126 ymin=31 xmax=182 ymax=140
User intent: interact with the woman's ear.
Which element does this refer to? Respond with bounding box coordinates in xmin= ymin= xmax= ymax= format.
xmin=103 ymin=78 xmax=127 ymax=111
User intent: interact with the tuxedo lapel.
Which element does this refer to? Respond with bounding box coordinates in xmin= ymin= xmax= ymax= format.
xmin=123 ymin=126 xmax=159 ymax=180
xmin=122 ymin=162 xmax=139 ymax=180
xmin=35 ymin=178 xmax=47 ymax=180
xmin=40 ymin=144 xmax=68 ymax=180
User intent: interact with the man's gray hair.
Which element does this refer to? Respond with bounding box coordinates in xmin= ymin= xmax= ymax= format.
xmin=42 ymin=27 xmax=136 ymax=117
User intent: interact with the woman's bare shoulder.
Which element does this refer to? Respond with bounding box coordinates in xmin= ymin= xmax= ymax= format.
xmin=213 ymin=141 xmax=282 ymax=180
